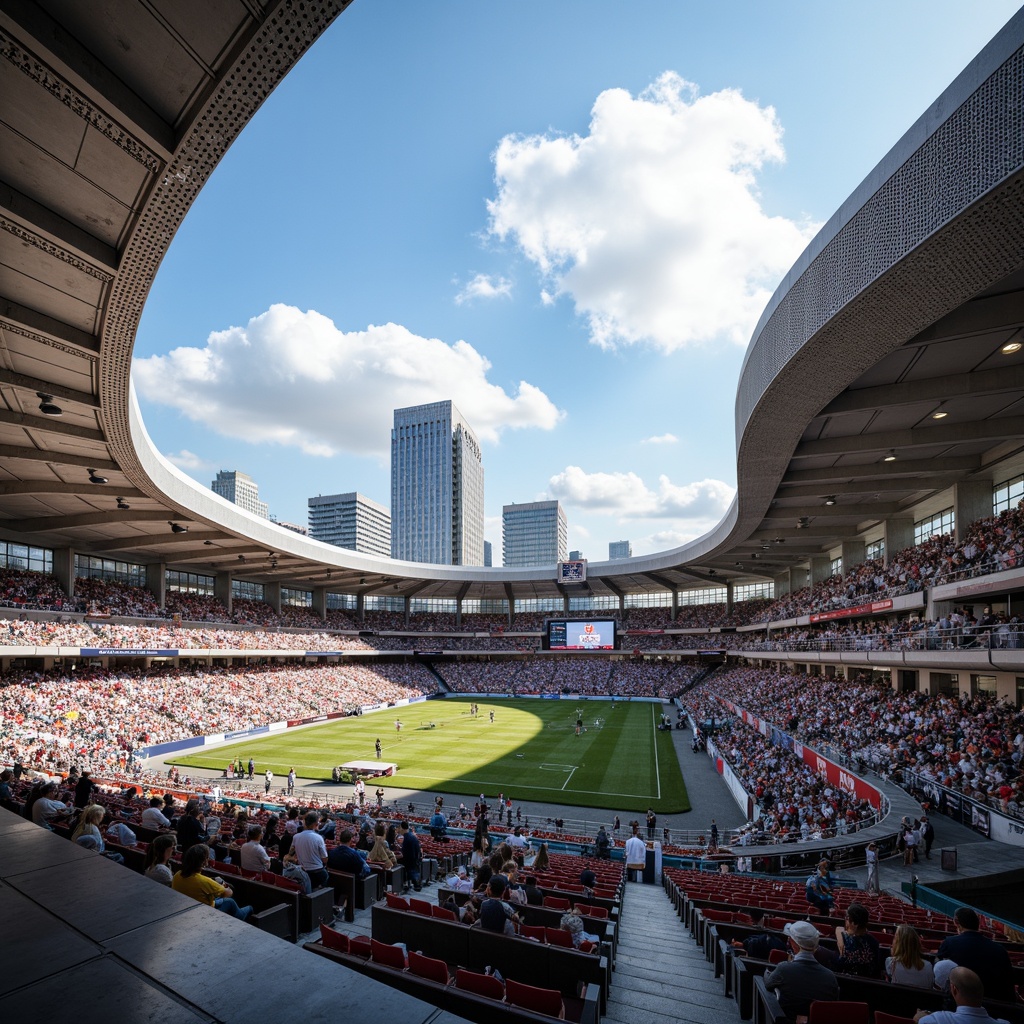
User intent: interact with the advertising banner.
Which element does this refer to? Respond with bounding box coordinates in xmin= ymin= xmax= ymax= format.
xmin=808 ymin=599 xmax=893 ymax=623
xmin=81 ymin=648 xmax=178 ymax=657
xmin=724 ymin=699 xmax=882 ymax=809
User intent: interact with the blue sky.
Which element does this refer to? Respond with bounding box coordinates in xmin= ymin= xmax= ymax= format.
xmin=133 ymin=0 xmax=1021 ymax=562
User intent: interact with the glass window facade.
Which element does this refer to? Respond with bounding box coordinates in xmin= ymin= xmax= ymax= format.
xmin=75 ymin=554 xmax=146 ymax=585
xmin=232 ymin=580 xmax=264 ymax=600
xmin=994 ymin=474 xmax=1024 ymax=515
xmin=502 ymin=501 xmax=567 ymax=567
xmin=308 ymin=492 xmax=391 ymax=557
xmin=0 ymin=542 xmax=52 ymax=573
xmin=915 ymin=507 xmax=954 ymax=544
xmin=865 ymin=539 xmax=885 ymax=561
xmin=391 ymin=401 xmax=484 ymax=565
xmin=166 ymin=570 xmax=214 ymax=595
xmin=282 ymin=588 xmax=312 ymax=607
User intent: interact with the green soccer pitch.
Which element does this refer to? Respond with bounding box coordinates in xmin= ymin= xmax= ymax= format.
xmin=170 ymin=697 xmax=690 ymax=814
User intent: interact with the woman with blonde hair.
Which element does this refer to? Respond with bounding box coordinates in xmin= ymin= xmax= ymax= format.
xmin=71 ymin=803 xmax=105 ymax=845
xmin=367 ymin=821 xmax=397 ymax=868
xmin=885 ymin=924 xmax=934 ymax=989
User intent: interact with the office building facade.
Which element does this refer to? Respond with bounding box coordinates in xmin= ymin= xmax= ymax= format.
xmin=391 ymin=400 xmax=485 ymax=565
xmin=609 ymin=539 xmax=632 ymax=559
xmin=308 ymin=492 xmax=391 ymax=557
xmin=211 ymin=470 xmax=268 ymax=519
xmin=502 ymin=500 xmax=567 ymax=567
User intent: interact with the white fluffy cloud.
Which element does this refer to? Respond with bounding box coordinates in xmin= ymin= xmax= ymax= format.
xmin=549 ymin=465 xmax=734 ymax=521
xmin=454 ymin=273 xmax=513 ymax=305
xmin=642 ymin=433 xmax=678 ymax=445
xmin=487 ymin=72 xmax=818 ymax=351
xmin=133 ymin=304 xmax=563 ymax=457
xmin=165 ymin=449 xmax=213 ymax=472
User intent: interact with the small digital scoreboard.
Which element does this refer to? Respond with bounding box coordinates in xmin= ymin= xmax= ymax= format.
xmin=544 ymin=618 xmax=617 ymax=650
xmin=557 ymin=559 xmax=587 ymax=584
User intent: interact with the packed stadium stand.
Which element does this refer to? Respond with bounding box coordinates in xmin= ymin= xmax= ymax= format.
xmin=3 ymin=3 xmax=1024 ymax=1023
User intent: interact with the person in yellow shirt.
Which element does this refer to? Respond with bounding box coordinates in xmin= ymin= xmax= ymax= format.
xmin=172 ymin=843 xmax=252 ymax=921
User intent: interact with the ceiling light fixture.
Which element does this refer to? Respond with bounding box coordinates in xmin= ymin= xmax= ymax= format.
xmin=116 ymin=497 xmax=130 ymax=510
xmin=883 ymin=450 xmax=897 ymax=462
xmin=824 ymin=495 xmax=836 ymax=505
xmin=203 ymin=540 xmax=214 ymax=546
xmin=36 ymin=392 xmax=62 ymax=416
xmin=1001 ymin=340 xmax=1022 ymax=355
xmin=168 ymin=522 xmax=188 ymax=534
xmin=87 ymin=468 xmax=107 ymax=484
xmin=931 ymin=408 xmax=948 ymax=420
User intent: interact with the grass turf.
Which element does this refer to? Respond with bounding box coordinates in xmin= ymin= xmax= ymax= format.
xmin=170 ymin=697 xmax=690 ymax=814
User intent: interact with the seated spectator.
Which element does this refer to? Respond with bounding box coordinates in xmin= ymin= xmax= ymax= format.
xmin=763 ymin=920 xmax=839 ymax=1020
xmin=830 ymin=902 xmax=880 ymax=977
xmin=281 ymin=848 xmax=311 ymax=894
xmin=172 ymin=844 xmax=252 ymax=921
xmin=367 ymin=822 xmax=397 ymax=869
xmin=143 ymin=834 xmax=177 ymax=886
xmin=477 ymin=874 xmax=519 ymax=935
xmin=239 ymin=824 xmax=271 ymax=873
xmin=805 ymin=862 xmax=835 ymax=913
xmin=522 ymin=875 xmax=544 ymax=906
xmin=29 ymin=782 xmax=72 ymax=830
xmin=936 ymin=907 xmax=1014 ymax=1002
xmin=886 ymin=925 xmax=935 ymax=989
xmin=914 ymin=966 xmax=1011 ymax=1023
xmin=141 ymin=796 xmax=172 ymax=830
xmin=327 ymin=828 xmax=371 ymax=878
xmin=732 ymin=908 xmax=787 ymax=960
xmin=559 ymin=910 xmax=599 ymax=948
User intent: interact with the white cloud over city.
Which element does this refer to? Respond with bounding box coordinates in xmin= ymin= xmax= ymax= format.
xmin=642 ymin=433 xmax=678 ymax=444
xmin=487 ymin=72 xmax=818 ymax=351
xmin=133 ymin=304 xmax=564 ymax=458
xmin=548 ymin=465 xmax=734 ymax=521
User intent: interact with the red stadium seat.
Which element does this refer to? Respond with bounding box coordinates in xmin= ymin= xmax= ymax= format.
xmin=319 ymin=922 xmax=349 ymax=952
xmin=545 ymin=927 xmax=574 ymax=948
xmin=543 ymin=896 xmax=570 ymax=911
xmin=408 ymin=950 xmax=450 ymax=985
xmin=768 ymin=948 xmax=788 ymax=965
xmin=505 ymin=978 xmax=565 ymax=1019
xmin=385 ymin=892 xmax=410 ymax=910
xmin=455 ymin=969 xmax=505 ymax=999
xmin=431 ymin=904 xmax=457 ymax=921
xmin=409 ymin=897 xmax=433 ymax=916
xmin=520 ymin=924 xmax=547 ymax=942
xmin=370 ymin=938 xmax=408 ymax=970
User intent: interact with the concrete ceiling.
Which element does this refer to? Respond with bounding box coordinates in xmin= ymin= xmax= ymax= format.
xmin=0 ymin=1 xmax=1022 ymax=604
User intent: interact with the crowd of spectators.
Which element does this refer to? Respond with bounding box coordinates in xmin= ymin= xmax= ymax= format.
xmin=682 ymin=666 xmax=1024 ymax=822
xmin=0 ymin=661 xmax=435 ymax=781
xmin=438 ymin=658 xmax=700 ymax=698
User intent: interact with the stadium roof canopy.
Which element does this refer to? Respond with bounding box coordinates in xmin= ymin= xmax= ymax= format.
xmin=1 ymin=1 xmax=1023 ymax=606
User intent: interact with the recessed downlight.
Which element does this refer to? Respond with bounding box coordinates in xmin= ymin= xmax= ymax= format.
xmin=1001 ymin=340 xmax=1022 ymax=355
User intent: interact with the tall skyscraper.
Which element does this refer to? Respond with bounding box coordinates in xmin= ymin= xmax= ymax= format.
xmin=391 ymin=400 xmax=485 ymax=565
xmin=308 ymin=492 xmax=391 ymax=557
xmin=484 ymin=540 xmax=492 ymax=567
xmin=211 ymin=470 xmax=268 ymax=519
xmin=502 ymin=500 xmax=567 ymax=567
xmin=609 ymin=539 xmax=632 ymax=559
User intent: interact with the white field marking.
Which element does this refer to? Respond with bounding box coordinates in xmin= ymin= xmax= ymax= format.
xmin=561 ymin=766 xmax=578 ymax=791
xmin=394 ymin=769 xmax=658 ymax=800
xmin=652 ymin=703 xmax=661 ymax=800
xmin=538 ymin=763 xmax=577 ymax=772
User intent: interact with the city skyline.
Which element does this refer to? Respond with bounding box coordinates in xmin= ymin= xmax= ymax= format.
xmin=132 ymin=2 xmax=1020 ymax=561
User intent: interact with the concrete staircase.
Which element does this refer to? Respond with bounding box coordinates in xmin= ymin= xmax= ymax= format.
xmin=603 ymin=880 xmax=738 ymax=1024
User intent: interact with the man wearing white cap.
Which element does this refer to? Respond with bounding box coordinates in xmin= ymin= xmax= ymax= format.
xmin=763 ymin=920 xmax=839 ymax=1020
